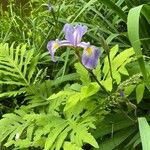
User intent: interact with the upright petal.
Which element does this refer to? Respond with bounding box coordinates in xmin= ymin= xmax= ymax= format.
xmin=63 ymin=24 xmax=74 ymax=45
xmin=82 ymin=46 xmax=100 ymax=69
xmin=63 ymin=23 xmax=87 ymax=46
xmin=73 ymin=25 xmax=87 ymax=45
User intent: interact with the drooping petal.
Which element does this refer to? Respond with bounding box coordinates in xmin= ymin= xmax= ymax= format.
xmin=47 ymin=39 xmax=72 ymax=62
xmin=78 ymin=42 xmax=90 ymax=49
xmin=63 ymin=24 xmax=87 ymax=46
xmin=82 ymin=46 xmax=100 ymax=69
xmin=47 ymin=41 xmax=59 ymax=62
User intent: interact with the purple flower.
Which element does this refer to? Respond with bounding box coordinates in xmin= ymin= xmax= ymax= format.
xmin=63 ymin=24 xmax=87 ymax=46
xmin=47 ymin=23 xmax=101 ymax=69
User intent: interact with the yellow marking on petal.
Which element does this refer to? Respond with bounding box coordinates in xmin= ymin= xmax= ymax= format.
xmin=86 ymin=47 xmax=93 ymax=56
xmin=53 ymin=43 xmax=59 ymax=50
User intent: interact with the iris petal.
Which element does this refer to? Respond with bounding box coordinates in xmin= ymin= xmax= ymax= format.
xmin=73 ymin=25 xmax=87 ymax=45
xmin=63 ymin=24 xmax=87 ymax=46
xmin=47 ymin=39 xmax=72 ymax=62
xmin=47 ymin=41 xmax=58 ymax=62
xmin=63 ymin=24 xmax=74 ymax=45
xmin=82 ymin=46 xmax=100 ymax=69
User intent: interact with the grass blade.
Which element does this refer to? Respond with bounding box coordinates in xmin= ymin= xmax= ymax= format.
xmin=98 ymin=0 xmax=127 ymax=22
xmin=138 ymin=117 xmax=150 ymax=150
xmin=127 ymin=4 xmax=150 ymax=92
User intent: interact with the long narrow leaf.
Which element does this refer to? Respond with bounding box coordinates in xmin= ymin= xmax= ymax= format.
xmin=138 ymin=117 xmax=150 ymax=150
xmin=98 ymin=0 xmax=127 ymax=22
xmin=73 ymin=0 xmax=97 ymax=22
xmin=127 ymin=4 xmax=150 ymax=92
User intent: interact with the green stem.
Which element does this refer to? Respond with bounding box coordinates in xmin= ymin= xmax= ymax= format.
xmin=100 ymin=36 xmax=113 ymax=81
xmin=88 ymin=70 xmax=110 ymax=95
xmin=74 ymin=48 xmax=110 ymax=96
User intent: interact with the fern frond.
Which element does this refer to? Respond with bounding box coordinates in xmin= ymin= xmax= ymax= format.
xmin=0 ymin=80 xmax=100 ymax=150
xmin=63 ymin=142 xmax=82 ymax=150
xmin=0 ymin=43 xmax=38 ymax=86
xmin=0 ymin=100 xmax=98 ymax=150
xmin=64 ymin=83 xmax=99 ymax=111
xmin=101 ymin=45 xmax=135 ymax=91
xmin=0 ymin=89 xmax=25 ymax=98
xmin=23 ymin=80 xmax=52 ymax=109
xmin=74 ymin=63 xmax=91 ymax=85
xmin=103 ymin=45 xmax=135 ymax=82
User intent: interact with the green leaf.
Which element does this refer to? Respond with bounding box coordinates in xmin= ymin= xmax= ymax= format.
xmin=44 ymin=120 xmax=68 ymax=150
xmin=80 ymin=83 xmax=99 ymax=99
xmin=51 ymin=73 xmax=79 ymax=86
xmin=98 ymin=0 xmax=127 ymax=21
xmin=68 ymin=115 xmax=98 ymax=148
xmin=93 ymin=60 xmax=101 ymax=82
xmin=136 ymin=83 xmax=145 ymax=103
xmin=125 ymin=133 xmax=140 ymax=148
xmin=103 ymin=45 xmax=119 ymax=78
xmin=101 ymin=78 xmax=112 ymax=92
xmin=27 ymin=125 xmax=34 ymax=141
xmin=113 ymin=71 xmax=121 ymax=84
xmin=63 ymin=142 xmax=82 ymax=150
xmin=28 ymin=54 xmax=39 ymax=83
xmin=64 ymin=83 xmax=99 ymax=111
xmin=103 ymin=45 xmax=134 ymax=85
xmin=64 ymin=93 xmax=81 ymax=112
xmin=124 ymin=85 xmax=136 ymax=96
xmin=73 ymin=0 xmax=97 ymax=22
xmin=80 ymin=131 xmax=99 ymax=148
xmin=61 ymin=48 xmax=70 ymax=79
xmin=74 ymin=62 xmax=91 ymax=85
xmin=14 ymin=139 xmax=31 ymax=148
xmin=0 ymin=43 xmax=38 ymax=88
xmin=96 ymin=127 xmax=136 ymax=150
xmin=106 ymin=34 xmax=120 ymax=44
xmin=118 ymin=66 xmax=129 ymax=76
xmin=93 ymin=113 xmax=135 ymax=139
xmin=112 ymin=47 xmax=134 ymax=72
xmin=55 ymin=127 xmax=72 ymax=150
xmin=127 ymin=4 xmax=150 ymax=92
xmin=138 ymin=117 xmax=150 ymax=150
xmin=0 ymin=90 xmax=24 ymax=98
xmin=4 ymin=140 xmax=15 ymax=147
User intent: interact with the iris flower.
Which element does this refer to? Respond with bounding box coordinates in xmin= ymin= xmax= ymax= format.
xmin=47 ymin=24 xmax=100 ymax=69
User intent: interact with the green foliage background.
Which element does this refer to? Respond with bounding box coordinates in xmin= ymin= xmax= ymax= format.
xmin=0 ymin=0 xmax=150 ymax=150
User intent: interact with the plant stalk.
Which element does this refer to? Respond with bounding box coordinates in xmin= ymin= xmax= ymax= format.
xmin=74 ymin=48 xmax=110 ymax=96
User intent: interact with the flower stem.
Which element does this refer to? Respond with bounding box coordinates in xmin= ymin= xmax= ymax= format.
xmin=74 ymin=48 xmax=110 ymax=96
xmin=88 ymin=70 xmax=110 ymax=95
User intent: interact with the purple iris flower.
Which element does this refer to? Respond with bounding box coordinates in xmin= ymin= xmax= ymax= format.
xmin=47 ymin=24 xmax=100 ymax=69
